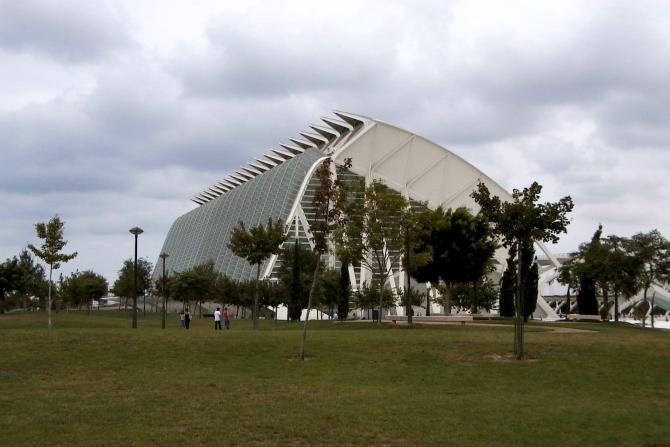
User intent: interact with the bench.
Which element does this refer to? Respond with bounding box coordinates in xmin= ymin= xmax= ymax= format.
xmin=566 ymin=314 xmax=601 ymax=322
xmin=386 ymin=315 xmax=474 ymax=324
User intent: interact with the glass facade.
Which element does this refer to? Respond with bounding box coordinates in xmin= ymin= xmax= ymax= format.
xmin=155 ymin=148 xmax=323 ymax=282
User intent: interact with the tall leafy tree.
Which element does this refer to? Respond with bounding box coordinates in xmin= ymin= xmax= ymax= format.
xmin=399 ymin=286 xmax=424 ymax=311
xmin=61 ymin=270 xmax=108 ymax=310
xmin=299 ymin=158 xmax=351 ymax=359
xmin=337 ymin=262 xmax=351 ymax=320
xmin=498 ymin=251 xmax=516 ymax=317
xmin=0 ymin=257 xmax=22 ymax=313
xmin=603 ymin=235 xmax=642 ymax=322
xmin=472 ymin=181 xmax=573 ymax=360
xmin=112 ymin=258 xmax=153 ymax=310
xmin=557 ymin=255 xmax=579 ymax=318
xmin=522 ymin=252 xmax=539 ymax=322
xmin=408 ymin=206 xmax=496 ymax=315
xmin=0 ymin=250 xmax=47 ymax=312
xmin=277 ymin=241 xmax=320 ymax=321
xmin=560 ymin=230 xmax=644 ymax=321
xmin=562 ymin=226 xmax=631 ymax=318
xmin=228 ymin=218 xmax=287 ymax=329
xmin=319 ymin=268 xmax=343 ymax=319
xmin=170 ymin=263 xmax=217 ymax=314
xmin=407 ymin=208 xmax=441 ymax=316
xmin=259 ymin=279 xmax=283 ymax=320
xmin=354 ymin=282 xmax=395 ymax=318
xmin=28 ymin=215 xmax=78 ymax=329
xmin=580 ymin=225 xmax=608 ymax=316
xmin=577 ymin=275 xmax=598 ymax=315
xmin=451 ymin=279 xmax=499 ymax=313
xmin=627 ymin=230 xmax=670 ymax=327
xmin=334 ymin=179 xmax=407 ymax=325
xmin=400 ymin=205 xmax=432 ymax=324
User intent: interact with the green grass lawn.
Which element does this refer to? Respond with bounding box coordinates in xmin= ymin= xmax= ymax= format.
xmin=1 ymin=311 xmax=669 ymax=446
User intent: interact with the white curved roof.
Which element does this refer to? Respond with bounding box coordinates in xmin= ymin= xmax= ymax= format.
xmin=331 ymin=111 xmax=513 ymax=211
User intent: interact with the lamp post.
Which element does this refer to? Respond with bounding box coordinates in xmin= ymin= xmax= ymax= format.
xmin=129 ymin=226 xmax=144 ymax=328
xmin=159 ymin=252 xmax=169 ymax=329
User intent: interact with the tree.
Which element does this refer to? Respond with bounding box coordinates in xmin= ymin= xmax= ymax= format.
xmin=354 ymin=282 xmax=395 ymax=318
xmin=627 ymin=230 xmax=670 ymax=327
xmin=451 ymin=279 xmax=499 ymax=313
xmin=408 ymin=206 xmax=496 ymax=316
xmin=557 ymin=227 xmax=603 ymax=317
xmin=27 ymin=215 xmax=78 ymax=329
xmin=319 ymin=268 xmax=342 ymax=318
xmin=258 ymin=279 xmax=283 ymax=320
xmin=61 ymin=271 xmax=108 ymax=311
xmin=0 ymin=257 xmax=22 ymax=313
xmin=603 ymin=235 xmax=642 ymax=322
xmin=228 ymin=217 xmax=287 ymax=329
xmin=522 ymin=252 xmax=538 ymax=322
xmin=211 ymin=273 xmax=234 ymax=310
xmin=170 ymin=263 xmax=217 ymax=314
xmin=337 ymin=262 xmax=351 ymax=320
xmin=299 ymin=158 xmax=351 ymax=359
xmin=112 ymin=258 xmax=153 ymax=310
xmin=498 ymin=251 xmax=516 ymax=317
xmin=399 ymin=286 xmax=425 ymax=312
xmin=405 ymin=208 xmax=442 ymax=316
xmin=560 ymin=229 xmax=645 ymax=322
xmin=472 ymin=181 xmax=573 ymax=360
xmin=400 ymin=206 xmax=432 ymax=324
xmin=577 ymin=276 xmax=598 ymax=315
xmin=335 ymin=179 xmax=407 ymax=325
xmin=0 ymin=250 xmax=48 ymax=312
xmin=277 ymin=241 xmax=320 ymax=321
xmin=557 ymin=255 xmax=578 ymax=318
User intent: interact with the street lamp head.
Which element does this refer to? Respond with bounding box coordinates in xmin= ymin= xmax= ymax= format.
xmin=129 ymin=226 xmax=144 ymax=236
xmin=159 ymin=252 xmax=169 ymax=260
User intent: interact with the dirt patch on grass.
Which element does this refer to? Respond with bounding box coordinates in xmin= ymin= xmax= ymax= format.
xmin=286 ymin=354 xmax=315 ymax=362
xmin=459 ymin=352 xmax=541 ymax=363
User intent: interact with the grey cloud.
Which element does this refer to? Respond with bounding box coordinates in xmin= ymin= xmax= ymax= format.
xmin=173 ymin=7 xmax=408 ymax=99
xmin=0 ymin=1 xmax=134 ymax=62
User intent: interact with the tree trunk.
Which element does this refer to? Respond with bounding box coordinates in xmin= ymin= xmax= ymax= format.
xmin=614 ymin=288 xmax=619 ymax=322
xmin=404 ymin=227 xmax=412 ymax=325
xmin=471 ymin=281 xmax=478 ymax=314
xmin=426 ymin=289 xmax=431 ymax=316
xmin=565 ymin=287 xmax=571 ymax=319
xmin=48 ymin=265 xmax=53 ymax=330
xmin=642 ymin=286 xmax=648 ymax=328
xmin=651 ymin=292 xmax=655 ymax=329
xmin=300 ymin=257 xmax=321 ymax=360
xmin=377 ymin=279 xmax=385 ymax=326
xmin=253 ymin=263 xmax=261 ymax=330
xmin=515 ymin=241 xmax=525 ymax=360
xmin=443 ymin=284 xmax=452 ymax=316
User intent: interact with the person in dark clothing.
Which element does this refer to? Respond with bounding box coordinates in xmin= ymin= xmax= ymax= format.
xmin=185 ymin=307 xmax=192 ymax=329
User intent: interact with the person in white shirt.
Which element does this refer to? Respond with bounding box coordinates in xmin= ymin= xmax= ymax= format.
xmin=214 ymin=307 xmax=222 ymax=330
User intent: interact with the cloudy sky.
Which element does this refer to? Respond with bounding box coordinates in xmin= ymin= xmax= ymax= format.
xmin=1 ymin=0 xmax=669 ymax=282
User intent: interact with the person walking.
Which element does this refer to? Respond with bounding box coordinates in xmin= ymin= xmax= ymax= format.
xmin=185 ymin=307 xmax=192 ymax=330
xmin=214 ymin=307 xmax=222 ymax=330
xmin=223 ymin=306 xmax=230 ymax=330
xmin=179 ymin=310 xmax=185 ymax=329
